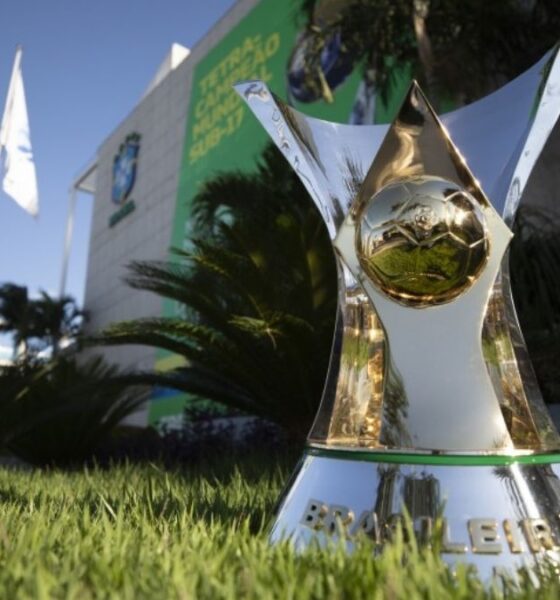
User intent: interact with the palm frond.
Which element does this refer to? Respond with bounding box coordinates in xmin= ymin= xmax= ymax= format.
xmin=96 ymin=142 xmax=337 ymax=437
xmin=0 ymin=356 xmax=144 ymax=466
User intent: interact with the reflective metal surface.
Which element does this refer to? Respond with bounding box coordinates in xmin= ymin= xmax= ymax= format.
xmin=357 ymin=176 xmax=489 ymax=307
xmin=334 ymin=82 xmax=517 ymax=452
xmin=235 ymin=46 xmax=560 ymax=454
xmin=271 ymin=451 xmax=560 ymax=581
xmin=236 ymin=48 xmax=560 ymax=575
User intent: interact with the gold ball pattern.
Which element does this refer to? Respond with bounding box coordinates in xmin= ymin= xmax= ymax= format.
xmin=356 ymin=177 xmax=489 ymax=307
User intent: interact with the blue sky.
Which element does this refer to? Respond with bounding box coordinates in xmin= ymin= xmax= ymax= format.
xmin=0 ymin=0 xmax=236 ymax=311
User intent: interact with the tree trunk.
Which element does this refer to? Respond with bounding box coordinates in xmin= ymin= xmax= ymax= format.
xmin=52 ymin=336 xmax=60 ymax=358
xmin=412 ymin=0 xmax=439 ymax=109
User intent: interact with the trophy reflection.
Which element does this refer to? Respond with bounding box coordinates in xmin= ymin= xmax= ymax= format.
xmin=235 ymin=47 xmax=560 ymax=578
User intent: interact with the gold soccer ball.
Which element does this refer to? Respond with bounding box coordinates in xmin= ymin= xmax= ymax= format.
xmin=356 ymin=176 xmax=489 ymax=307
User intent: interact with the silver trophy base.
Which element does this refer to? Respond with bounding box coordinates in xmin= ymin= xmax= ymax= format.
xmin=270 ymin=448 xmax=560 ymax=580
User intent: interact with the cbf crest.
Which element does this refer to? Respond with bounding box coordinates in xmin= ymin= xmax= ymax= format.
xmin=112 ymin=133 xmax=140 ymax=205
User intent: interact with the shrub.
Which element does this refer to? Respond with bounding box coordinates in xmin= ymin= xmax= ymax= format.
xmin=0 ymin=356 xmax=144 ymax=466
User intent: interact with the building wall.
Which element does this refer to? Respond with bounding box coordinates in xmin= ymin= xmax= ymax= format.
xmin=82 ymin=0 xmax=259 ymax=424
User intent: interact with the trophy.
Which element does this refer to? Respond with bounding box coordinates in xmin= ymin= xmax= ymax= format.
xmin=235 ymin=47 xmax=560 ymax=578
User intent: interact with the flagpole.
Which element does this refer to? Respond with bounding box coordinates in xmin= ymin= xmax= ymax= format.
xmin=59 ymin=187 xmax=77 ymax=297
xmin=0 ymin=45 xmax=23 ymax=148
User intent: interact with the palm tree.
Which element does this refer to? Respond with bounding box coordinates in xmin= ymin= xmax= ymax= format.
xmin=0 ymin=286 xmax=86 ymax=360
xmin=94 ymin=144 xmax=337 ymax=439
xmin=0 ymin=284 xmax=37 ymax=359
xmin=298 ymin=0 xmax=560 ymax=108
xmin=33 ymin=292 xmax=86 ymax=357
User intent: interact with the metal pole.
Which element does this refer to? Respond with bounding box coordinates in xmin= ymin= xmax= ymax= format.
xmin=59 ymin=187 xmax=77 ymax=298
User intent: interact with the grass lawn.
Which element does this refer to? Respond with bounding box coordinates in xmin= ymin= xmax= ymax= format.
xmin=0 ymin=454 xmax=558 ymax=599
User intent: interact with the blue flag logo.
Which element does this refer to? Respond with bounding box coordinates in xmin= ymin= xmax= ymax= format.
xmin=112 ymin=133 xmax=140 ymax=205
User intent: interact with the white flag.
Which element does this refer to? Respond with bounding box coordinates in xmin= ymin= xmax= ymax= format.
xmin=0 ymin=47 xmax=39 ymax=217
